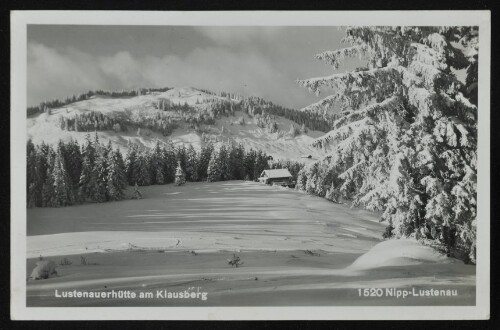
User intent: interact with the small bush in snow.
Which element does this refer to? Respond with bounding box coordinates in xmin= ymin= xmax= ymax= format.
xmin=289 ymin=124 xmax=300 ymax=137
xmin=227 ymin=254 xmax=244 ymax=267
xmin=382 ymin=224 xmax=395 ymax=239
xmin=237 ymin=117 xmax=246 ymax=125
xmin=80 ymin=256 xmax=88 ymax=265
xmin=30 ymin=260 xmax=57 ymax=280
xmin=59 ymin=257 xmax=72 ymax=266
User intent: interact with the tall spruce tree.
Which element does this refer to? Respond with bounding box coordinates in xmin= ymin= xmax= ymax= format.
xmin=107 ymin=147 xmax=127 ymax=200
xmin=218 ymin=145 xmax=230 ymax=181
xmin=62 ymin=139 xmax=83 ymax=190
xmin=93 ymin=141 xmax=111 ymax=202
xmin=253 ymin=150 xmax=269 ymax=180
xmin=296 ymin=26 xmax=478 ymax=262
xmin=125 ymin=144 xmax=140 ymax=185
xmin=229 ymin=143 xmax=245 ymax=180
xmin=176 ymin=145 xmax=188 ymax=178
xmin=78 ymin=134 xmax=98 ymax=202
xmin=244 ymin=149 xmax=257 ymax=181
xmin=27 ymin=139 xmax=40 ymax=207
xmin=36 ymin=142 xmax=51 ymax=206
xmin=186 ymin=145 xmax=199 ymax=182
xmin=50 ymin=145 xmax=75 ymax=207
xmin=198 ymin=143 xmax=214 ymax=181
xmin=207 ymin=148 xmax=221 ymax=182
xmin=151 ymin=141 xmax=165 ymax=185
xmin=162 ymin=141 xmax=177 ymax=183
xmin=135 ymin=149 xmax=151 ymax=186
xmin=41 ymin=145 xmax=56 ymax=206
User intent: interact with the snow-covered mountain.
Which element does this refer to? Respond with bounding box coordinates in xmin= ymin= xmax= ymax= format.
xmin=27 ymin=87 xmax=327 ymax=163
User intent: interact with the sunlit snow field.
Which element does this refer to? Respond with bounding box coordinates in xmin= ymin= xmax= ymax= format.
xmin=26 ymin=181 xmax=476 ymax=306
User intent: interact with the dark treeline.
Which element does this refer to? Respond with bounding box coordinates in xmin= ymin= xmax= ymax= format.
xmin=156 ymin=98 xmax=243 ymax=126
xmin=57 ymin=100 xmax=239 ymax=136
xmin=195 ymin=88 xmax=244 ymax=100
xmin=27 ymin=87 xmax=173 ymax=116
xmin=29 ymin=87 xmax=337 ymax=133
xmin=242 ymin=96 xmax=337 ymax=132
xmin=27 ymin=136 xmax=303 ymax=208
xmin=162 ymin=94 xmax=337 ymax=133
xmin=59 ymin=111 xmax=179 ymax=136
xmin=157 ymin=96 xmax=338 ymax=133
xmin=56 ymin=102 xmax=238 ymax=137
xmin=27 ymin=136 xmax=127 ymax=208
xmin=60 ymin=111 xmax=123 ymax=133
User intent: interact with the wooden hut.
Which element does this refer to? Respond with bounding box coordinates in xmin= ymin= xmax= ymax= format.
xmin=258 ymin=169 xmax=294 ymax=187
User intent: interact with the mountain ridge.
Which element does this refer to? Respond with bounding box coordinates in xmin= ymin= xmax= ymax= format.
xmin=27 ymin=87 xmax=329 ymax=163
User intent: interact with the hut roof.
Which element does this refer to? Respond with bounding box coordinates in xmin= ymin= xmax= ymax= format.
xmin=260 ymin=169 xmax=292 ymax=179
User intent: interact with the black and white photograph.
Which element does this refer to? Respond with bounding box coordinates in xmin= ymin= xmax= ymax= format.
xmin=10 ymin=11 xmax=490 ymax=320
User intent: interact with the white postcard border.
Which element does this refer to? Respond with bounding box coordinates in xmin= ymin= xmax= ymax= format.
xmin=10 ymin=10 xmax=491 ymax=320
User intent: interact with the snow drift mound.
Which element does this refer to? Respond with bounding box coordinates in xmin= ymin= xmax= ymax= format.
xmin=348 ymin=239 xmax=457 ymax=270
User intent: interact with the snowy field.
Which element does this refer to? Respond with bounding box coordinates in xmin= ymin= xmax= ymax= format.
xmin=26 ymin=181 xmax=476 ymax=306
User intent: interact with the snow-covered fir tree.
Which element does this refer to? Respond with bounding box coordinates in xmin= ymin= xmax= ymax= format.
xmin=198 ymin=143 xmax=214 ymax=181
xmin=207 ymin=148 xmax=221 ymax=182
xmin=78 ymin=135 xmax=98 ymax=202
xmin=229 ymin=144 xmax=246 ymax=180
xmin=243 ymin=149 xmax=257 ymax=181
xmin=93 ymin=142 xmax=111 ymax=202
xmin=289 ymin=124 xmax=299 ymax=137
xmin=26 ymin=139 xmax=40 ymax=207
xmin=186 ymin=145 xmax=199 ymax=182
xmin=218 ymin=145 xmax=230 ymax=181
xmin=174 ymin=161 xmax=186 ymax=186
xmin=35 ymin=143 xmax=51 ymax=205
xmin=149 ymin=141 xmax=165 ymax=185
xmin=60 ymin=139 xmax=82 ymax=191
xmin=125 ymin=144 xmax=140 ymax=186
xmin=253 ymin=150 xmax=269 ymax=180
xmin=301 ymin=123 xmax=308 ymax=134
xmin=296 ymin=26 xmax=478 ymax=263
xmin=325 ymin=182 xmax=339 ymax=203
xmin=162 ymin=141 xmax=177 ymax=184
xmin=135 ymin=151 xmax=151 ymax=186
xmin=41 ymin=147 xmax=56 ymax=207
xmin=49 ymin=145 xmax=74 ymax=207
xmin=176 ymin=145 xmax=188 ymax=178
xmin=106 ymin=148 xmax=127 ymax=201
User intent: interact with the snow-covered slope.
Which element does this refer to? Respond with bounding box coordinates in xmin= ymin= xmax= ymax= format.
xmin=27 ymin=87 xmax=326 ymax=163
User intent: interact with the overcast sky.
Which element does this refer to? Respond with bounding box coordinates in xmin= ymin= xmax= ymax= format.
xmin=27 ymin=26 xmax=357 ymax=109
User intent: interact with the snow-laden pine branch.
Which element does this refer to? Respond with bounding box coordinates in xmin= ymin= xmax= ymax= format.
xmin=314 ymin=45 xmax=367 ymax=69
